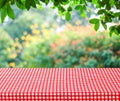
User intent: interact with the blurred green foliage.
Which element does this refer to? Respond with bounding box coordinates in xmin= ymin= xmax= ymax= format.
xmin=0 ymin=28 xmax=14 ymax=67
xmin=0 ymin=22 xmax=120 ymax=68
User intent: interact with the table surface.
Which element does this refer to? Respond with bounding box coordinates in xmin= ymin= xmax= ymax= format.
xmin=0 ymin=68 xmax=120 ymax=101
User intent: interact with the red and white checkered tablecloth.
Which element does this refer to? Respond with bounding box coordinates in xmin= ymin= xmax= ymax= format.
xmin=0 ymin=68 xmax=120 ymax=101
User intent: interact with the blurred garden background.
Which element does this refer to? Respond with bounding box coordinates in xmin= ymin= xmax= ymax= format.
xmin=0 ymin=6 xmax=120 ymax=68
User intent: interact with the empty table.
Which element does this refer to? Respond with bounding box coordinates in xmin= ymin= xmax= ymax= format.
xmin=0 ymin=68 xmax=120 ymax=101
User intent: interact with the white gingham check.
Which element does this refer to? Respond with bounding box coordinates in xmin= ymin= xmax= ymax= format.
xmin=0 ymin=68 xmax=120 ymax=101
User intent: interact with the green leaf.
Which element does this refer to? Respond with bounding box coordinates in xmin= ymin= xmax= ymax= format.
xmin=11 ymin=0 xmax=15 ymax=5
xmin=106 ymin=4 xmax=111 ymax=10
xmin=16 ymin=0 xmax=25 ymax=9
xmin=75 ymin=5 xmax=81 ymax=10
xmin=0 ymin=0 xmax=6 ymax=8
xmin=34 ymin=0 xmax=40 ymax=4
xmin=25 ymin=0 xmax=30 ymax=10
xmin=7 ymin=5 xmax=15 ymax=19
xmin=65 ymin=12 xmax=71 ymax=21
xmin=109 ymin=31 xmax=113 ymax=37
xmin=67 ymin=6 xmax=72 ymax=12
xmin=90 ymin=18 xmax=100 ymax=31
xmin=92 ymin=0 xmax=97 ymax=4
xmin=109 ymin=26 xmax=117 ymax=36
xmin=114 ymin=29 xmax=119 ymax=35
xmin=25 ymin=0 xmax=35 ymax=10
xmin=114 ymin=12 xmax=120 ymax=17
xmin=89 ymin=18 xmax=99 ymax=24
xmin=31 ymin=0 xmax=36 ymax=8
xmin=81 ymin=12 xmax=87 ymax=18
xmin=97 ymin=9 xmax=106 ymax=15
xmin=101 ymin=21 xmax=107 ymax=30
xmin=94 ymin=22 xmax=100 ymax=31
xmin=110 ymin=0 xmax=115 ymax=7
xmin=1 ymin=9 xmax=7 ymax=22
xmin=45 ymin=0 xmax=49 ymax=5
xmin=58 ymin=6 xmax=65 ymax=13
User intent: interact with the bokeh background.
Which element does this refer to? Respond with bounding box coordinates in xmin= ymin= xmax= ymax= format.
xmin=0 ymin=6 xmax=120 ymax=68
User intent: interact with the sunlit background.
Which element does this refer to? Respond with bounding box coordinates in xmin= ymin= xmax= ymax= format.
xmin=0 ymin=6 xmax=120 ymax=68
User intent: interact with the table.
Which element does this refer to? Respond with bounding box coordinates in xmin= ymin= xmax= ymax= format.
xmin=0 ymin=68 xmax=120 ymax=101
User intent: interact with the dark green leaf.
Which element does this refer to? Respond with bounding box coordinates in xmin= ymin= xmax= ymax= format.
xmin=31 ymin=0 xmax=36 ymax=8
xmin=97 ymin=9 xmax=106 ymax=15
xmin=34 ymin=0 xmax=40 ymax=4
xmin=67 ymin=6 xmax=72 ymax=12
xmin=114 ymin=12 xmax=120 ymax=17
xmin=58 ymin=6 xmax=65 ymax=12
xmin=94 ymin=22 xmax=100 ymax=31
xmin=1 ymin=9 xmax=7 ymax=22
xmin=75 ymin=5 xmax=81 ymax=10
xmin=0 ymin=0 xmax=7 ymax=8
xmin=65 ymin=12 xmax=71 ymax=21
xmin=25 ymin=0 xmax=36 ymax=10
xmin=16 ymin=0 xmax=25 ymax=9
xmin=7 ymin=5 xmax=15 ymax=19
xmin=89 ymin=18 xmax=99 ymax=24
xmin=101 ymin=21 xmax=107 ymax=30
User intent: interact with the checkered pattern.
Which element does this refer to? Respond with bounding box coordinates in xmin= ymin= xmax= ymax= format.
xmin=0 ymin=68 xmax=120 ymax=101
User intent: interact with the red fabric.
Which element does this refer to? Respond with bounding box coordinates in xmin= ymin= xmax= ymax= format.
xmin=0 ymin=68 xmax=120 ymax=101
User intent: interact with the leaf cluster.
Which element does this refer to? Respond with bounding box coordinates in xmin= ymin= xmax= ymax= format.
xmin=0 ymin=0 xmax=120 ymax=35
